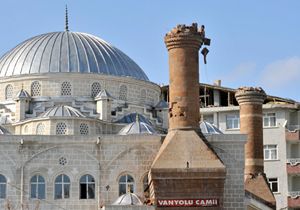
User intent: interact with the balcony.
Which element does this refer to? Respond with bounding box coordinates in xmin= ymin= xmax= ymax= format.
xmin=286 ymin=125 xmax=300 ymax=141
xmin=288 ymin=192 xmax=300 ymax=208
xmin=287 ymin=159 xmax=300 ymax=174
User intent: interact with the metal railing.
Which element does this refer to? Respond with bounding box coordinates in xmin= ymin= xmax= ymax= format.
xmin=287 ymin=125 xmax=300 ymax=132
xmin=289 ymin=191 xmax=300 ymax=199
xmin=287 ymin=159 xmax=300 ymax=166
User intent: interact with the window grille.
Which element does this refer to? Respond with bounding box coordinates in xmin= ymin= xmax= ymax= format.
xmin=80 ymin=123 xmax=89 ymax=135
xmin=31 ymin=81 xmax=41 ymax=96
xmin=56 ymin=122 xmax=67 ymax=135
xmin=119 ymin=85 xmax=127 ymax=101
xmin=91 ymin=82 xmax=101 ymax=97
xmin=5 ymin=84 xmax=13 ymax=100
xmin=61 ymin=81 xmax=72 ymax=96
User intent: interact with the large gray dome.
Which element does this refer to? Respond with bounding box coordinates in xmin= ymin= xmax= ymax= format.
xmin=0 ymin=32 xmax=149 ymax=81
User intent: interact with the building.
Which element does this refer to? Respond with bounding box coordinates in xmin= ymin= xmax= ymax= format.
xmin=162 ymin=81 xmax=300 ymax=210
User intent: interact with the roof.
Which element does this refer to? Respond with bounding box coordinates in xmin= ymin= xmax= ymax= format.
xmin=115 ymin=113 xmax=152 ymax=125
xmin=112 ymin=193 xmax=143 ymax=205
xmin=200 ymin=121 xmax=223 ymax=134
xmin=0 ymin=31 xmax=149 ymax=81
xmin=39 ymin=105 xmax=85 ymax=118
xmin=95 ymin=89 xmax=113 ymax=100
xmin=155 ymin=100 xmax=168 ymax=109
xmin=14 ymin=89 xmax=31 ymax=100
xmin=118 ymin=114 xmax=157 ymax=135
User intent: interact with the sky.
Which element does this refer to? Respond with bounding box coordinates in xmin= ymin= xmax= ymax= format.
xmin=0 ymin=0 xmax=299 ymax=101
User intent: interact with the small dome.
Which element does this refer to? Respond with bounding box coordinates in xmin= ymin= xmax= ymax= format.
xmin=116 ymin=113 xmax=152 ymax=125
xmin=112 ymin=192 xmax=143 ymax=205
xmin=0 ymin=126 xmax=10 ymax=135
xmin=39 ymin=105 xmax=85 ymax=118
xmin=0 ymin=32 xmax=149 ymax=81
xmin=118 ymin=121 xmax=156 ymax=135
xmin=200 ymin=121 xmax=223 ymax=134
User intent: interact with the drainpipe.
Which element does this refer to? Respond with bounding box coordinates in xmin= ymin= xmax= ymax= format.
xmin=20 ymin=165 xmax=24 ymax=210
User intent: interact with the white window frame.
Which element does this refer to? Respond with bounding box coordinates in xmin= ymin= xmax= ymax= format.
xmin=226 ymin=114 xmax=240 ymax=130
xmin=267 ymin=177 xmax=279 ymax=193
xmin=263 ymin=113 xmax=277 ymax=127
xmin=30 ymin=175 xmax=46 ymax=199
xmin=264 ymin=145 xmax=278 ymax=160
xmin=118 ymin=174 xmax=134 ymax=196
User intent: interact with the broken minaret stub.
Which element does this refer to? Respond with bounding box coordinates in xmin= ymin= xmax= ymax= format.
xmin=235 ymin=87 xmax=266 ymax=176
xmin=164 ymin=23 xmax=204 ymax=130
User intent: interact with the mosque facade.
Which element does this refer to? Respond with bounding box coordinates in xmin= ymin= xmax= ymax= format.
xmin=0 ymin=16 xmax=278 ymax=210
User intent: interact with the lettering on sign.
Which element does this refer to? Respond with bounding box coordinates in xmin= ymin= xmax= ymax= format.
xmin=157 ymin=198 xmax=219 ymax=207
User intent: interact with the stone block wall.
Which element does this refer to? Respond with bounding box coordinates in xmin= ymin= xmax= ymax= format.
xmin=0 ymin=73 xmax=161 ymax=106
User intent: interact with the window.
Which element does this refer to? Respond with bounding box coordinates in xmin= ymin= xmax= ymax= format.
xmin=119 ymin=85 xmax=127 ymax=101
xmin=80 ymin=174 xmax=95 ymax=199
xmin=55 ymin=174 xmax=70 ymax=199
xmin=61 ymin=81 xmax=72 ymax=96
xmin=0 ymin=174 xmax=6 ymax=199
xmin=226 ymin=115 xmax=240 ymax=129
xmin=23 ymin=125 xmax=29 ymax=134
xmin=31 ymin=81 xmax=41 ymax=96
xmin=264 ymin=145 xmax=278 ymax=160
xmin=91 ymin=82 xmax=101 ymax=97
xmin=36 ymin=123 xmax=45 ymax=135
xmin=30 ymin=175 xmax=45 ymax=199
xmin=267 ymin=178 xmax=278 ymax=193
xmin=79 ymin=123 xmax=89 ymax=135
xmin=140 ymin=89 xmax=146 ymax=103
xmin=264 ymin=113 xmax=276 ymax=127
xmin=5 ymin=84 xmax=13 ymax=100
xmin=56 ymin=122 xmax=67 ymax=135
xmin=119 ymin=174 xmax=134 ymax=195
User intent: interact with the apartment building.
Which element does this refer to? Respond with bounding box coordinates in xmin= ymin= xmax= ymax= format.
xmin=162 ymin=81 xmax=300 ymax=210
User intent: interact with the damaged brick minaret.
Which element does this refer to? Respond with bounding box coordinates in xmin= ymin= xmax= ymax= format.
xmin=235 ymin=87 xmax=276 ymax=209
xmin=149 ymin=24 xmax=226 ymax=210
xmin=166 ymin=23 xmax=201 ymax=130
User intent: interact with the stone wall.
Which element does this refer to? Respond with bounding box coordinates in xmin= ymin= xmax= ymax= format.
xmin=0 ymin=133 xmax=245 ymax=210
xmin=0 ymin=73 xmax=161 ymax=106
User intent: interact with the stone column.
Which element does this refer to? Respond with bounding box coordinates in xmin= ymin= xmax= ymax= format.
xmin=235 ymin=87 xmax=266 ymax=176
xmin=164 ymin=23 xmax=203 ymax=130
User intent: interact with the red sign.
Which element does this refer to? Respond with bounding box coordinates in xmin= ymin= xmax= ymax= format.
xmin=157 ymin=198 xmax=219 ymax=207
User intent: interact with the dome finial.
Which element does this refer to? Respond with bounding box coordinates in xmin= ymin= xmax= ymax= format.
xmin=65 ymin=5 xmax=69 ymax=32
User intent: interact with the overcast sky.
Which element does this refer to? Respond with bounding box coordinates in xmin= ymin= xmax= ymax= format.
xmin=0 ymin=0 xmax=299 ymax=101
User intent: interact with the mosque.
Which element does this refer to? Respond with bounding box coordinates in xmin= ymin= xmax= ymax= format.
xmin=0 ymin=9 xmax=277 ymax=210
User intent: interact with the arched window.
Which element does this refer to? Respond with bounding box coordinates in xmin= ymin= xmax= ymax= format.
xmin=31 ymin=81 xmax=41 ymax=96
xmin=36 ymin=123 xmax=45 ymax=135
xmin=23 ymin=125 xmax=29 ymax=134
xmin=80 ymin=174 xmax=95 ymax=199
xmin=5 ymin=84 xmax=13 ymax=100
xmin=56 ymin=122 xmax=67 ymax=135
xmin=79 ymin=123 xmax=89 ymax=135
xmin=140 ymin=89 xmax=146 ymax=103
xmin=30 ymin=175 xmax=45 ymax=199
xmin=91 ymin=82 xmax=101 ymax=97
xmin=54 ymin=174 xmax=70 ymax=199
xmin=61 ymin=81 xmax=72 ymax=96
xmin=0 ymin=174 xmax=6 ymax=199
xmin=119 ymin=85 xmax=127 ymax=101
xmin=119 ymin=174 xmax=134 ymax=195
